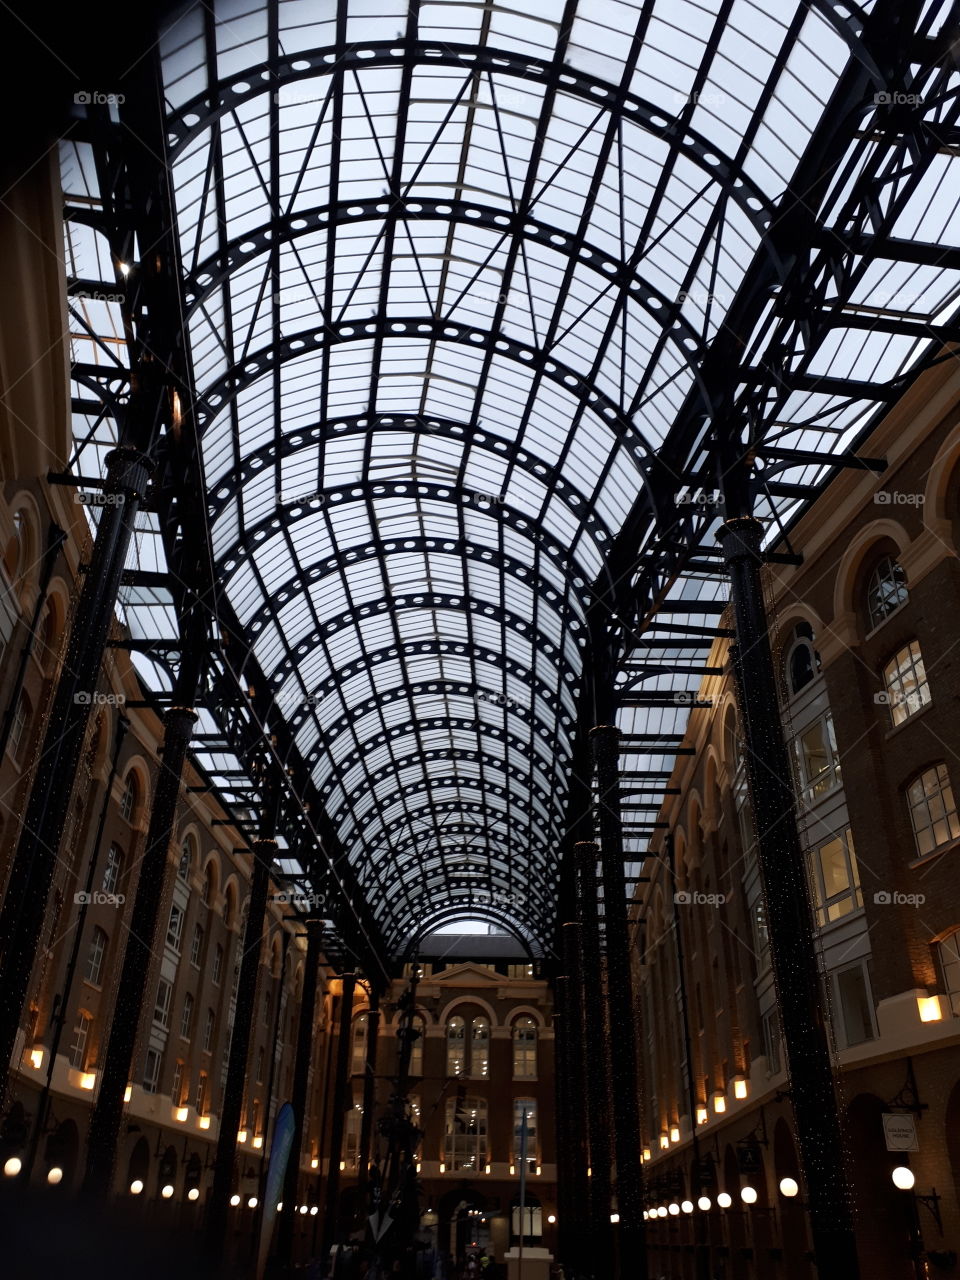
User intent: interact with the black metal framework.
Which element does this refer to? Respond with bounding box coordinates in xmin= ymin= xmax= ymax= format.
xmin=57 ymin=0 xmax=960 ymax=961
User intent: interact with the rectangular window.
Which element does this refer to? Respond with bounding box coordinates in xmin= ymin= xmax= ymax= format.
xmin=833 ymin=964 xmax=877 ymax=1048
xmin=761 ymin=1009 xmax=782 ymax=1075
xmin=793 ymin=715 xmax=841 ymax=803
xmin=154 ymin=979 xmax=173 ymax=1029
xmin=143 ymin=1047 xmax=162 ymax=1094
xmin=513 ymin=1099 xmax=537 ymax=1170
xmin=444 ymin=1096 xmax=487 ymax=1173
xmin=69 ymin=1012 xmax=91 ymax=1070
xmin=808 ymin=829 xmax=863 ymax=927
xmin=102 ymin=844 xmax=122 ymax=894
xmin=180 ymin=991 xmax=194 ymax=1040
xmin=908 ymin=764 xmax=960 ymax=858
xmin=883 ymin=641 xmax=931 ymax=725
xmin=172 ymin=1060 xmax=184 ymax=1106
xmin=212 ymin=944 xmax=224 ymax=986
xmin=167 ymin=904 xmax=184 ymax=952
xmin=195 ymin=1071 xmax=207 ymax=1114
xmin=203 ymin=1008 xmax=215 ymax=1053
xmin=937 ymin=933 xmax=960 ymax=1016
xmin=507 ymin=964 xmax=534 ymax=979
xmin=85 ymin=927 xmax=107 ymax=986
xmin=191 ymin=923 xmax=204 ymax=967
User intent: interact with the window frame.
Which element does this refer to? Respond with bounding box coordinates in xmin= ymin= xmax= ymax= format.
xmin=865 ymin=554 xmax=909 ymax=632
xmin=85 ymin=926 xmax=108 ymax=987
xmin=807 ymin=828 xmax=863 ymax=928
xmin=907 ymin=763 xmax=960 ymax=860
xmin=882 ymin=640 xmax=931 ymax=727
xmin=512 ymin=1016 xmax=538 ymax=1080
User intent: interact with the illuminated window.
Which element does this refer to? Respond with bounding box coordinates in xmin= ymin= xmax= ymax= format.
xmin=444 ymin=1096 xmax=487 ymax=1172
xmin=447 ymin=1016 xmax=466 ymax=1077
xmin=512 ymin=1017 xmax=537 ymax=1079
xmin=807 ymin=830 xmax=862 ymax=927
xmin=882 ymin=642 xmax=930 ymax=726
xmin=907 ymin=764 xmax=960 ymax=858
xmin=471 ymin=1017 xmax=490 ymax=1079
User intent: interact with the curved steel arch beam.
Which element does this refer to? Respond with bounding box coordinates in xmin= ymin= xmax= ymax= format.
xmin=308 ymin=708 xmax=573 ymax=798
xmin=207 ymin=414 xmax=627 ymax=559
xmin=393 ymin=903 xmax=545 ymax=960
xmin=316 ymin=701 xmax=572 ymax=803
xmin=353 ymin=794 xmax=559 ymax=871
xmin=184 ymin=196 xmax=712 ymax=380
xmin=194 ymin=315 xmax=664 ymax=471
xmin=165 ymin=40 xmax=775 ymax=240
xmin=219 ymin=481 xmax=602 ymax=617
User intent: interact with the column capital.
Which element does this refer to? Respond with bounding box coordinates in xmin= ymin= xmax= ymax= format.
xmin=715 ymin=515 xmax=764 ymax=562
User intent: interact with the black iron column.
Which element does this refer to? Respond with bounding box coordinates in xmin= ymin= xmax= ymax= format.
xmin=205 ymin=812 xmax=278 ymax=1266
xmin=82 ymin=695 xmax=200 ymax=1198
xmin=0 ymin=446 xmax=152 ymax=1103
xmin=275 ymin=918 xmax=324 ymax=1269
xmin=321 ymin=972 xmax=357 ymax=1261
xmin=717 ymin=516 xmax=858 ymax=1279
xmin=560 ymin=924 xmax=592 ymax=1280
xmin=574 ymin=841 xmax=614 ymax=1280
xmin=552 ymin=975 xmax=573 ymax=1271
xmin=357 ymin=986 xmax=381 ymax=1192
xmin=590 ymin=724 xmax=648 ymax=1280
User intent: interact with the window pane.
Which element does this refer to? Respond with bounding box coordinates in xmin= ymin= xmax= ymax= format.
xmin=835 ymin=966 xmax=875 ymax=1046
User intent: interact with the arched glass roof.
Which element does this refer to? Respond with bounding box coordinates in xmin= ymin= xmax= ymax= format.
xmin=61 ymin=0 xmax=960 ymax=964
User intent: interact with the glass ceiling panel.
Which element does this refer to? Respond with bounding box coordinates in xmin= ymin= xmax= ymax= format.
xmin=64 ymin=0 xmax=945 ymax=954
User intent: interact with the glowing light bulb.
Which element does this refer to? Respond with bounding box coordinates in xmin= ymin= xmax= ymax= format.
xmin=697 ymin=1196 xmax=711 ymax=1211
xmin=188 ymin=1187 xmax=200 ymax=1202
xmin=681 ymin=1200 xmax=694 ymax=1214
xmin=230 ymin=1194 xmax=241 ymax=1207
xmin=3 ymin=1157 xmax=21 ymax=1177
xmin=779 ymin=1177 xmax=799 ymax=1198
xmin=717 ymin=1192 xmax=732 ymax=1209
xmin=892 ymin=1166 xmax=915 ymax=1191
xmin=161 ymin=1183 xmax=175 ymax=1199
xmin=740 ymin=1186 xmax=757 ymax=1205
xmin=47 ymin=1167 xmax=63 ymax=1186
xmin=129 ymin=1179 xmax=144 ymax=1195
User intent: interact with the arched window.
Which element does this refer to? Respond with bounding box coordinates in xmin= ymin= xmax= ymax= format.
xmin=119 ymin=773 xmax=138 ymax=823
xmin=2 ymin=510 xmax=23 ymax=583
xmin=471 ymin=1017 xmax=490 ymax=1079
xmin=444 ymin=1096 xmax=487 ymax=1172
xmin=784 ymin=621 xmax=819 ymax=696
xmin=409 ymin=1013 xmax=424 ymax=1075
xmin=351 ymin=1014 xmax=369 ymax=1075
xmin=512 ymin=1017 xmax=537 ymax=1079
xmin=178 ymin=840 xmax=192 ymax=881
xmin=866 ymin=554 xmax=908 ymax=631
xmin=446 ymin=1015 xmax=466 ymax=1077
